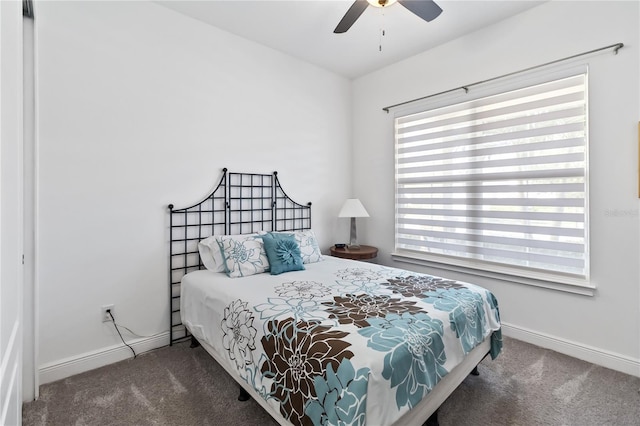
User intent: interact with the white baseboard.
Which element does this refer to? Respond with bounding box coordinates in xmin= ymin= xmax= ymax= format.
xmin=501 ymin=322 xmax=640 ymax=378
xmin=39 ymin=332 xmax=170 ymax=386
xmin=37 ymin=325 xmax=640 ymax=388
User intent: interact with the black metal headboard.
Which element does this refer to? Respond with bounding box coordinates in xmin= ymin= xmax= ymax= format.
xmin=168 ymin=168 xmax=312 ymax=344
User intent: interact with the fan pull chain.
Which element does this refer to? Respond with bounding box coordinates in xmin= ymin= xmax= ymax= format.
xmin=378 ymin=9 xmax=386 ymax=52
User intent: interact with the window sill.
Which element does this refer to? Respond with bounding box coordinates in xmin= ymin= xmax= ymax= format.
xmin=390 ymin=251 xmax=595 ymax=297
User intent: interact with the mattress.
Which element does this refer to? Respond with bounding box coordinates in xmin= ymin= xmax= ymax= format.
xmin=181 ymin=256 xmax=502 ymax=426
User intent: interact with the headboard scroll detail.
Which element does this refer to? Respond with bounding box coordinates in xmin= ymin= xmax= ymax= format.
xmin=168 ymin=168 xmax=312 ymax=344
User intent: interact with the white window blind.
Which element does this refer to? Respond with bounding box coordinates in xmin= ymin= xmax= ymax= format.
xmin=395 ymin=73 xmax=588 ymax=280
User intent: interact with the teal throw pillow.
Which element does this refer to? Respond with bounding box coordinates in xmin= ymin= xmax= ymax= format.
xmin=261 ymin=233 xmax=304 ymax=275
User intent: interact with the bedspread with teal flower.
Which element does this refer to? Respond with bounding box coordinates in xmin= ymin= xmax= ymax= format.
xmin=181 ymin=256 xmax=502 ymax=426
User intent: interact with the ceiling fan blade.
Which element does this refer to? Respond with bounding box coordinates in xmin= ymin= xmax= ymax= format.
xmin=398 ymin=0 xmax=443 ymax=22
xmin=334 ymin=0 xmax=369 ymax=34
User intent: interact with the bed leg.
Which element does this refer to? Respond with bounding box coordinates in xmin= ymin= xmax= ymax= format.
xmin=470 ymin=365 xmax=480 ymax=376
xmin=423 ymin=410 xmax=439 ymax=426
xmin=190 ymin=335 xmax=200 ymax=348
xmin=238 ymin=387 xmax=251 ymax=402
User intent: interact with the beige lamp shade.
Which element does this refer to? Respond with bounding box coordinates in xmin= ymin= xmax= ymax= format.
xmin=338 ymin=199 xmax=370 ymax=218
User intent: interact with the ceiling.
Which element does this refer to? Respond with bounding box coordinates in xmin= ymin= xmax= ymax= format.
xmin=157 ymin=0 xmax=546 ymax=79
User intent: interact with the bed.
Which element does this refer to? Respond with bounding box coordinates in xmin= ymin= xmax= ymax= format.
xmin=168 ymin=169 xmax=502 ymax=426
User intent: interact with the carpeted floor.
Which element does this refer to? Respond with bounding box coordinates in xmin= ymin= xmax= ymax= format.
xmin=22 ymin=336 xmax=640 ymax=426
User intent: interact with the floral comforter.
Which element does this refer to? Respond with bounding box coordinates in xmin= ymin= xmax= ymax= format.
xmin=181 ymin=257 xmax=502 ymax=426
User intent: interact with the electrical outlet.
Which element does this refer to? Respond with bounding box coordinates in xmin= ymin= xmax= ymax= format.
xmin=101 ymin=304 xmax=114 ymax=322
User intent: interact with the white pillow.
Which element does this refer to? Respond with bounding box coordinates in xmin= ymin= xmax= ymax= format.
xmin=198 ymin=233 xmax=261 ymax=273
xmin=217 ymin=234 xmax=270 ymax=278
xmin=263 ymin=229 xmax=324 ymax=264
xmin=198 ymin=235 xmax=226 ymax=273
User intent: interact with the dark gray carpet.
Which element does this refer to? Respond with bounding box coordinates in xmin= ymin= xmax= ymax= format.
xmin=23 ymin=337 xmax=640 ymax=426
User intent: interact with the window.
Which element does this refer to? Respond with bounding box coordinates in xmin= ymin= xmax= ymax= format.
xmin=394 ymin=73 xmax=588 ymax=284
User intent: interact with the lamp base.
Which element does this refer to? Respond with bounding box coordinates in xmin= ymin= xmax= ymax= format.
xmin=348 ymin=217 xmax=361 ymax=250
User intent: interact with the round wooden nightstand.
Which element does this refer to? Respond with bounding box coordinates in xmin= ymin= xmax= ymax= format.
xmin=330 ymin=245 xmax=378 ymax=261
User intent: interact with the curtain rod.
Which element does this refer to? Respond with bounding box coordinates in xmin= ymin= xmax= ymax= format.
xmin=382 ymin=42 xmax=624 ymax=113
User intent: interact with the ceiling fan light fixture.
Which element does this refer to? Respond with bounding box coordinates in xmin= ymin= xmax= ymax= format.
xmin=367 ymin=0 xmax=397 ymax=8
xmin=334 ymin=0 xmax=440 ymax=34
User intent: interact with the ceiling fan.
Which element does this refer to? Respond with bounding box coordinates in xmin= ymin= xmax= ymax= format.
xmin=334 ymin=0 xmax=443 ymax=34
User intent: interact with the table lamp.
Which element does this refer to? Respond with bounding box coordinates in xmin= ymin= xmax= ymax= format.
xmin=338 ymin=198 xmax=370 ymax=249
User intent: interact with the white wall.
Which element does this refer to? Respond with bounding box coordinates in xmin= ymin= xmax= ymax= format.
xmin=353 ymin=0 xmax=640 ymax=376
xmin=35 ymin=1 xmax=351 ymax=382
xmin=1 ymin=0 xmax=24 ymax=422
